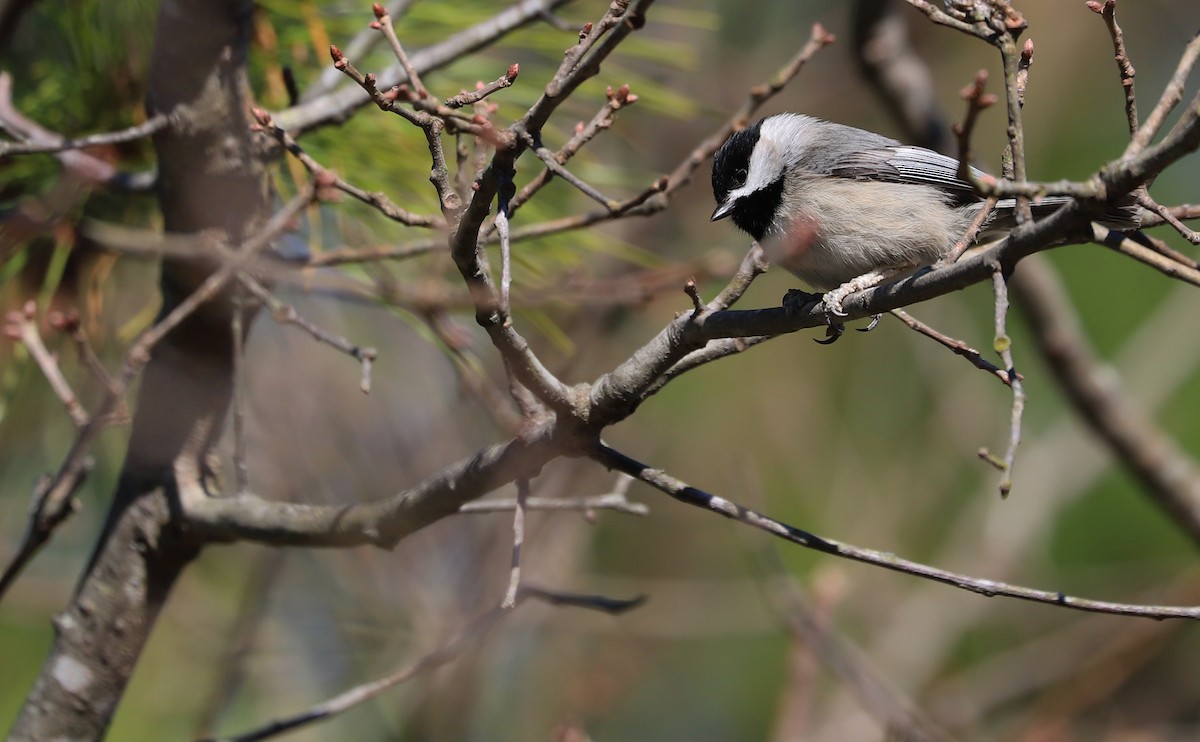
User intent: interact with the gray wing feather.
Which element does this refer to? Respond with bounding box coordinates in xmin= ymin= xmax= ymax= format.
xmin=828 ymin=145 xmax=985 ymax=205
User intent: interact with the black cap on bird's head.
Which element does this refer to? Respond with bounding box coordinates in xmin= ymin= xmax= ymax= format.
xmin=710 ymin=117 xmax=785 ymax=241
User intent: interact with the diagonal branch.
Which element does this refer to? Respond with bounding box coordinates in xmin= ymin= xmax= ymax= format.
xmin=277 ymin=0 xmax=577 ymax=135
xmin=592 ymin=443 xmax=1200 ymax=620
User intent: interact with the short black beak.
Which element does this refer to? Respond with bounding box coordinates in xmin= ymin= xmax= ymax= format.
xmin=711 ymin=200 xmax=734 ymax=222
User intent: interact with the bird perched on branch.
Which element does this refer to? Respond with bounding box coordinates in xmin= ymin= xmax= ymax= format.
xmin=711 ymin=113 xmax=1139 ymax=342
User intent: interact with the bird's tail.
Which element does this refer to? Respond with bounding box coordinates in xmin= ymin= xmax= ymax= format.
xmin=981 ymin=195 xmax=1141 ymax=239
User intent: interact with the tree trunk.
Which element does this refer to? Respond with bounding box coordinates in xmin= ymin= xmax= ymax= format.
xmin=10 ymin=0 xmax=269 ymax=738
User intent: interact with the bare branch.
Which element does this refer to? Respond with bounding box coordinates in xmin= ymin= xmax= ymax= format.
xmin=4 ymin=302 xmax=90 ymax=428
xmin=1136 ymin=191 xmax=1200 ymax=245
xmin=502 ymin=478 xmax=531 ymax=609
xmin=1087 ymin=0 xmax=1138 ymax=137
xmin=0 ymin=108 xmax=169 ymax=156
xmin=458 ymin=491 xmax=648 ymax=516
xmin=889 ymin=308 xmax=1015 ymax=387
xmin=1094 ymin=223 xmax=1200 ymax=288
xmin=986 ymin=268 xmax=1024 ymax=498
xmin=371 ymin=2 xmax=429 ymax=98
xmin=952 ymin=69 xmax=998 ymax=184
xmin=445 ymin=63 xmax=520 ymax=109
xmin=592 ymin=443 xmax=1200 ymax=620
xmin=238 ymin=275 xmax=377 ymax=393
xmin=205 ymin=586 xmax=642 ymax=742
xmin=0 ymin=72 xmax=154 ymax=186
xmin=179 ymin=420 xmax=569 ymax=548
xmin=1127 ymin=29 xmax=1200 ymax=155
xmin=276 ymin=0 xmax=577 ymax=135
xmin=252 ymin=108 xmax=444 ymax=228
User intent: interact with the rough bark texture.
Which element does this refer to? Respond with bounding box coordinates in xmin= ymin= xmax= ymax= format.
xmin=10 ymin=1 xmax=269 ymax=738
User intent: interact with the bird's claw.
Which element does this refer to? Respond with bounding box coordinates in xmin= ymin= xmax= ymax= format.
xmin=781 ymin=288 xmax=849 ymax=345
xmin=856 ymin=314 xmax=883 ymax=333
xmin=815 ymin=322 xmax=845 ymax=345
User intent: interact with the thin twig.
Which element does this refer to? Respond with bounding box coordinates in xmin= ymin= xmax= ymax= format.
xmin=207 ymin=586 xmax=643 ymax=742
xmin=998 ymin=32 xmax=1032 ymax=223
xmin=312 ymin=24 xmax=831 ymax=270
xmin=458 ymin=491 xmax=648 ymax=516
xmin=985 ymin=269 xmax=1024 ymax=498
xmin=232 ymin=289 xmax=250 ymax=494
xmin=252 ymin=107 xmax=443 ymax=228
xmin=952 ymin=69 xmax=997 ymax=186
xmin=49 ymin=310 xmax=122 ymax=400
xmin=445 ymin=64 xmax=520 ymax=109
xmin=502 ymin=479 xmax=530 ymax=609
xmin=526 ymin=138 xmax=615 ymax=209
xmin=592 ymin=443 xmax=1200 ymax=620
xmin=1094 ymin=223 xmax=1200 ymax=288
xmin=890 ymin=309 xmax=1014 ymax=387
xmin=0 ymin=72 xmax=146 ymax=186
xmin=1136 ymin=191 xmax=1200 ymax=245
xmin=1087 ymin=0 xmax=1138 ymax=138
xmin=372 ymin=2 xmax=428 ymax=98
xmin=239 ymin=275 xmax=377 ymax=393
xmin=1127 ymin=29 xmax=1200 ymax=156
xmin=901 ymin=0 xmax=985 ymax=37
xmin=4 ymin=302 xmax=89 ymax=428
xmin=0 ymin=109 xmax=169 ymax=156
xmin=943 ymin=195 xmax=997 ymax=265
xmin=495 ymin=204 xmax=513 ymax=312
xmin=1126 ymin=228 xmax=1200 ymax=270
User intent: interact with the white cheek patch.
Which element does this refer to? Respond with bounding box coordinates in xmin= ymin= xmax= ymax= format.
xmin=745 ymin=137 xmax=783 ymax=191
xmin=725 ymin=137 xmax=784 ymax=203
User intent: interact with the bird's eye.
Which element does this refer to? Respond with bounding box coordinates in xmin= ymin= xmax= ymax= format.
xmin=733 ymin=166 xmax=748 ymax=187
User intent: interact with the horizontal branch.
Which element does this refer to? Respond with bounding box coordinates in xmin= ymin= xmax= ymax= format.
xmin=0 ymin=110 xmax=168 ymax=156
xmin=181 ymin=421 xmax=578 ymax=547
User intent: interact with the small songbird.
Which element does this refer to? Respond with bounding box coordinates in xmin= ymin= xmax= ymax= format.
xmin=711 ymin=113 xmax=1138 ymax=340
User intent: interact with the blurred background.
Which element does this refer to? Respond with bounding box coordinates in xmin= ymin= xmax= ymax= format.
xmin=2 ymin=0 xmax=1199 ymax=739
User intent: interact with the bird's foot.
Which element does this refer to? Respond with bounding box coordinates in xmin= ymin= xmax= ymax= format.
xmin=782 ymin=288 xmax=849 ymax=344
xmin=782 ymin=288 xmax=823 ymax=316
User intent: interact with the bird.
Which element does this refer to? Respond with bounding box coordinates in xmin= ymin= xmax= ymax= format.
xmin=710 ymin=113 xmax=1139 ymax=341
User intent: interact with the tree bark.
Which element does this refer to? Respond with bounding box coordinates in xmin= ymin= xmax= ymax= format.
xmin=10 ymin=0 xmax=269 ymax=738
